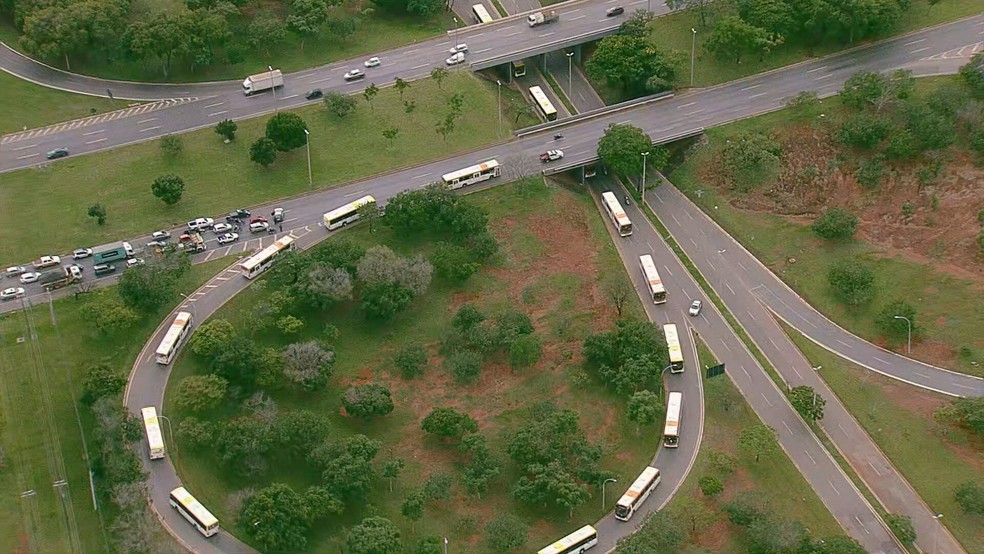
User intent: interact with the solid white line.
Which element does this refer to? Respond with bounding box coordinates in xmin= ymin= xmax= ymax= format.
xmin=868 ymin=461 xmax=882 ymax=476
xmin=139 ymin=126 xmax=161 ymax=132
xmin=806 ymin=66 xmax=828 ymax=73
xmin=11 ymin=144 xmax=36 ymax=151
xmin=741 ymin=366 xmax=750 ymax=379
xmin=749 ymin=92 xmax=768 ymax=99
xmin=747 ymin=310 xmax=756 ymax=321
xmin=829 ymin=480 xmax=840 ymax=495
xmin=782 ymin=421 xmax=793 ymax=434
xmin=207 ymin=111 xmax=228 ymax=117
xmin=761 ymin=393 xmax=773 ymax=406
xmin=86 ymin=138 xmax=108 ymax=145
xmin=540 ymin=32 xmax=555 ymax=37
xmin=768 ymin=337 xmax=779 ymax=350
xmin=82 ymin=129 xmax=105 ymax=136
xmin=725 ymin=283 xmax=735 ymax=295
xmin=720 ymin=338 xmax=732 ymax=353
xmin=740 ymin=84 xmax=761 ymax=91
xmin=202 ymin=102 xmax=223 ymax=109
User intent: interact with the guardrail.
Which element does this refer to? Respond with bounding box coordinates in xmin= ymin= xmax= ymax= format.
xmin=471 ymin=26 xmax=621 ymax=71
xmin=516 ymin=91 xmax=675 ymax=137
xmin=541 ymin=127 xmax=706 ymax=175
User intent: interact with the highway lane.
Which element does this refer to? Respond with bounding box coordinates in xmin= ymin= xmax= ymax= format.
xmin=647 ymin=183 xmax=969 ymax=553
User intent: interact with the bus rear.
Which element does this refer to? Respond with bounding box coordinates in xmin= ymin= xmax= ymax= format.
xmin=663 ymin=392 xmax=682 ymax=448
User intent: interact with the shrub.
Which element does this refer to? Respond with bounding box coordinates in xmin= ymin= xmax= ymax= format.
xmin=885 ymin=513 xmax=916 ymax=546
xmin=874 ymin=300 xmax=916 ymax=342
xmin=855 ymin=156 xmax=885 ymax=189
xmin=177 ymin=417 xmax=215 ymax=450
xmin=174 ymin=375 xmax=228 ymax=412
xmin=837 ymin=114 xmax=890 ymax=149
xmin=446 ymin=350 xmax=483 ymax=384
xmin=342 ymin=384 xmax=394 ymax=419
xmin=827 ymin=261 xmax=875 ymax=306
xmin=509 ymin=334 xmax=542 ymax=369
xmin=698 ymin=475 xmax=724 ymax=497
xmin=954 ymin=481 xmax=984 ymax=515
xmin=811 ymin=207 xmax=858 ymax=240
xmin=394 ymin=344 xmax=428 ymax=379
xmin=485 ymin=514 xmax=528 ymax=551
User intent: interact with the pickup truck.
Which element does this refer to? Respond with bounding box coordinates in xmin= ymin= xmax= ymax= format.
xmin=33 ymin=255 xmax=61 ymax=269
xmin=178 ymin=232 xmax=207 ymax=253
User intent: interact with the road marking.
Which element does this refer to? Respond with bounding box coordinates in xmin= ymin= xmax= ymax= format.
xmin=740 ymin=84 xmax=761 ymax=91
xmin=854 ymin=516 xmax=869 ymax=533
xmin=725 ymin=283 xmax=735 ymax=296
xmin=828 ymin=480 xmax=840 ymax=495
xmin=736 ymin=261 xmax=747 ymax=271
xmin=677 ymin=101 xmax=696 ymax=109
xmin=868 ymin=461 xmax=882 ymax=476
xmin=761 ymin=393 xmax=773 ymax=406
xmin=706 ymin=260 xmax=716 ymax=272
xmin=872 ymin=355 xmax=890 ymax=364
xmin=953 ymin=382 xmax=975 ymax=390
xmin=804 ymin=450 xmax=816 ymax=464
xmin=475 ymin=48 xmax=492 ymax=54
xmin=412 ymin=172 xmax=432 ymax=179
xmin=139 ymin=126 xmax=161 ymax=132
xmin=568 ymin=15 xmax=585 ymax=20
xmin=137 ymin=118 xmax=157 ymax=124
xmin=748 ymin=92 xmax=768 ymax=99
xmin=344 ymin=190 xmax=367 ymax=198
xmin=310 ymin=76 xmax=333 ymax=83
xmin=684 ymin=210 xmax=694 ymax=220
xmin=746 ymin=310 xmax=756 ymax=321
xmin=86 ymin=138 xmax=108 ymax=145
xmin=504 ymin=30 xmax=521 ymax=37
xmin=405 ymin=49 xmax=419 ymax=55
xmin=11 ymin=144 xmax=36 ymax=151
xmin=411 ymin=63 xmax=428 ymax=69
xmin=202 ymin=101 xmax=223 ymax=109
xmin=82 ymin=129 xmax=105 ymax=136
xmin=281 ymin=94 xmax=298 ymax=100
xmin=207 ymin=111 xmax=228 ymax=117
xmin=913 ymin=370 xmax=929 ymax=378
xmin=330 ymin=66 xmax=347 ymax=71
xmin=16 ymin=153 xmax=38 ymax=159
xmin=768 ymin=337 xmax=779 ymax=350
xmin=741 ymin=366 xmax=750 ymax=379
xmin=837 ymin=422 xmax=848 ymax=434
xmin=806 ymin=66 xmax=828 ymax=73
xmin=835 ymin=339 xmax=853 ymax=349
xmin=814 ymin=73 xmax=835 ymax=80
xmin=720 ymin=338 xmax=732 ymax=353
xmin=684 ymin=109 xmax=704 ymax=116
xmin=297 ymin=72 xmax=316 ymax=79
xmin=904 ymin=38 xmax=926 ymax=45
xmin=540 ymin=32 xmax=556 ymax=37
xmin=910 ymin=47 xmax=929 ymax=54
xmin=471 ymin=33 xmax=485 ymax=38
xmin=662 ymin=265 xmax=673 ymax=277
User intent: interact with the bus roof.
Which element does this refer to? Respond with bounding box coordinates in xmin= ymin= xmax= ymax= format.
xmin=601 ymin=191 xmax=631 ymax=225
xmin=640 ymin=255 xmax=664 ymax=290
xmin=537 ymin=525 xmax=597 ymax=554
xmin=240 ymin=236 xmax=295 ymax=272
xmin=155 ymin=311 xmax=192 ymax=357
xmin=323 ymin=195 xmax=376 ymax=223
xmin=616 ymin=466 xmax=660 ymax=505
xmin=664 ymin=392 xmax=682 ymax=435
xmin=141 ymin=406 xmax=164 ymax=445
xmin=442 ymin=159 xmax=499 ymax=183
xmin=170 ymin=487 xmax=219 ymax=528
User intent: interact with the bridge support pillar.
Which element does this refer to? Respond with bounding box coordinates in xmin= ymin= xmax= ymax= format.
xmin=580 ymin=166 xmax=586 ymax=185
xmin=539 ymin=53 xmax=547 ymax=72
xmin=571 ymin=44 xmax=583 ymax=65
xmin=504 ymin=63 xmax=513 ymax=84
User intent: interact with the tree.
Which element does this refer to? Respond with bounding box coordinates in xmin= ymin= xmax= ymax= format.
xmin=446 ymin=349 xmax=483 ymax=384
xmin=327 ymin=16 xmax=357 ymax=42
xmin=813 ymin=536 xmax=868 ymax=554
xmin=394 ymin=77 xmax=411 ymax=99
xmin=363 ymin=83 xmax=380 ymax=110
xmin=627 ymin=390 xmax=662 ymax=433
xmin=789 ymin=385 xmax=825 ymax=422
xmin=601 ymin=353 xmax=662 ymax=394
xmin=737 ymin=424 xmax=779 ymax=462
xmin=174 ymin=375 xmax=228 ymax=412
xmin=746 ymin=515 xmax=809 ymax=554
xmin=122 ymin=14 xmax=190 ymax=77
xmin=357 ymin=245 xmax=433 ymax=295
xmin=585 ymin=33 xmax=679 ymax=95
xmin=959 ymin=53 xmax=984 ymax=99
xmin=423 ymin=472 xmax=453 ymax=501
xmin=671 ymin=496 xmax=715 ymax=535
xmin=704 ymin=16 xmax=772 ymax=64
xmin=583 ymin=319 xmax=665 ymax=375
xmin=342 ymin=384 xmax=394 ymax=419
xmin=395 ymin=344 xmax=428 ymax=379
xmin=885 ymin=513 xmax=916 ymax=546
xmin=734 ymin=0 xmax=795 ymax=35
xmin=414 ymin=536 xmax=444 ymax=554
xmin=347 ymin=516 xmax=401 ymax=554
xmin=904 ymin=101 xmax=956 ymax=151
xmin=159 ymin=134 xmax=183 ymax=157
xmin=828 ymin=261 xmax=875 ymax=306
xmin=250 ymin=137 xmax=278 ymax=167
xmin=150 ymin=174 xmax=185 ymax=205
xmin=513 ymin=460 xmax=589 ymax=516
xmin=597 ymin=124 xmax=664 ymax=179
xmin=811 ymin=207 xmax=858 ymax=240
xmin=217 ymin=416 xmax=274 ymax=476
xmin=282 ymin=341 xmax=335 ymax=391
xmin=241 ymin=483 xmax=311 ymax=552
xmin=447 ymin=93 xmax=464 ymax=118
xmin=81 ymin=363 xmax=126 ymax=405
xmin=875 ymin=300 xmax=916 ymax=343
xmin=303 ymin=486 xmax=343 ymax=520
xmin=79 ymin=294 xmax=137 ymax=335
xmin=421 ymin=407 xmax=478 ymax=441
xmin=435 ymin=113 xmax=455 ymax=143
xmin=324 ymin=91 xmax=358 ymax=118
xmin=485 ymin=514 xmax=528 ymax=551
xmin=707 ymin=449 xmax=737 ymax=476
xmin=87 ymin=203 xmax=107 ymax=225
xmin=947 ymin=397 xmax=984 ymax=435
xmin=382 ymin=126 xmax=399 ymax=147
xmin=431 ymin=243 xmax=479 ymax=282
xmin=362 ymin=281 xmax=415 ymax=320
xmin=117 ymin=255 xmax=189 ymax=312
xmin=401 ymin=488 xmax=425 ymax=530
xmin=190 ymin=319 xmax=235 ymax=359
xmin=302 ymin=264 xmax=353 ymax=308
xmin=309 ymin=435 xmax=382 ymax=497
xmin=177 ymin=417 xmax=215 ymax=450
xmin=509 ymin=334 xmax=542 ymax=369
xmin=246 ymin=12 xmax=286 ymax=53
xmin=276 ymin=410 xmax=330 ymax=459
xmin=840 ymin=70 xmax=914 ymax=112
xmin=954 ymin=481 xmax=984 ymax=515
xmin=885 ymin=128 xmax=918 ymax=159
xmin=286 ymin=0 xmax=329 ymax=50
xmin=210 ymin=335 xmax=260 ymax=388
xmin=698 ymin=475 xmax=724 ymax=497
xmin=215 ymin=119 xmax=237 ymax=141
xmin=381 ymin=459 xmax=405 ymax=492
xmin=265 ymin=112 xmax=308 ymax=152
xmin=603 ymin=275 xmax=633 ymax=317
xmin=277 ymin=314 xmax=304 ymax=334
xmin=719 ymin=131 xmax=782 ymax=190
xmin=723 ymin=491 xmax=770 ymax=525
xmin=614 ymin=510 xmax=684 ymax=554
xmin=357 ymin=200 xmax=383 ymax=232
xmin=430 ymin=67 xmax=448 ymax=89
xmin=837 ymin=113 xmax=891 ymax=149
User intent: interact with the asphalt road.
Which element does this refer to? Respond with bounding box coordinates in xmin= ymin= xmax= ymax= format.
xmin=544 ymin=50 xmax=607 ymax=112
xmin=647 ymin=182 xmax=968 ymax=553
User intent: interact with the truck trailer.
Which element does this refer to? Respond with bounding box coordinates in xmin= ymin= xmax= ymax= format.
xmin=39 ymin=265 xmax=83 ymax=291
xmin=93 ymin=241 xmax=134 ymax=264
xmin=242 ymin=69 xmax=284 ymax=96
xmin=527 ymin=10 xmax=559 ymax=27
xmin=178 ymin=232 xmax=206 ymax=253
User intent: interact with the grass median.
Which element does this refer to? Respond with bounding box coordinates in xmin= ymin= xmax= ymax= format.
xmin=0 ymin=69 xmax=123 ymax=134
xmin=0 ymin=73 xmax=539 ymax=265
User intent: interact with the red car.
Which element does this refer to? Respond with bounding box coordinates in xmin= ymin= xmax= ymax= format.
xmin=249 ymin=216 xmax=268 ymax=224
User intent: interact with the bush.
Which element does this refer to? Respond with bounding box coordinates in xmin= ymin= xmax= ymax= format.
xmin=698 ymin=475 xmax=724 ymax=497
xmin=81 ymin=363 xmax=126 ymax=404
xmin=855 ymin=156 xmax=884 ymax=189
xmin=395 ymin=345 xmax=428 ymax=379
xmin=719 ymin=132 xmax=782 ymax=191
xmin=446 ymin=350 xmax=483 ymax=384
xmin=342 ymin=384 xmax=395 ymax=419
xmin=215 ymin=119 xmax=237 ymax=141
xmin=885 ymin=129 xmax=918 ymax=159
xmin=276 ymin=315 xmax=304 ymax=334
xmin=828 ymin=261 xmax=875 ymax=306
xmin=954 ymin=481 xmax=984 ymax=515
xmin=811 ymin=207 xmax=858 ymax=240
xmin=885 ymin=513 xmax=916 ymax=546
xmin=874 ymin=300 xmax=916 ymax=342
xmin=177 ymin=417 xmax=215 ymax=450
xmin=485 ymin=514 xmax=528 ymax=551
xmin=837 ymin=114 xmax=890 ymax=149
xmin=159 ymin=134 xmax=183 ymax=157
xmin=723 ymin=491 xmax=769 ymax=526
xmin=509 ymin=334 xmax=542 ymax=369
xmin=190 ymin=319 xmax=235 ymax=359
xmin=431 ymin=243 xmax=480 ymax=282
xmin=174 ymin=375 xmax=228 ymax=412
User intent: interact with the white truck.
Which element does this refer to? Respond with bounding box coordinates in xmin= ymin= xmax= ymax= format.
xmin=242 ymin=69 xmax=284 ymax=96
xmin=527 ymin=10 xmax=559 ymax=27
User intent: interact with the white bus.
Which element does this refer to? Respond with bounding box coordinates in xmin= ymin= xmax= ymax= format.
xmin=169 ymin=487 xmax=219 ymax=537
xmin=441 ymin=159 xmax=501 ymax=189
xmin=601 ymin=191 xmax=633 ymax=237
xmin=323 ymin=194 xmax=376 ymax=231
xmin=663 ymin=392 xmax=682 ymax=448
xmin=537 ymin=525 xmax=598 ymax=554
xmin=614 ymin=466 xmax=661 ymax=521
xmin=472 ymin=3 xmax=494 ymax=23
xmin=529 ymin=85 xmax=558 ymax=121
xmin=639 ymin=254 xmax=667 ymax=304
xmin=239 ymin=236 xmax=296 ymax=279
xmin=663 ymin=323 xmax=684 ymax=373
xmin=155 ymin=311 xmax=193 ymax=365
xmin=141 ymin=406 xmax=166 ymax=460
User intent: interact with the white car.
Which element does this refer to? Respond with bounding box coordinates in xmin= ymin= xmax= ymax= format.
xmin=147 ymin=240 xmax=167 ymax=249
xmin=344 ymin=69 xmax=365 ymax=81
xmin=363 ymin=57 xmax=381 ymax=68
xmin=449 ymin=43 xmax=468 ymax=54
xmin=1 ymin=287 xmax=25 ymax=300
xmin=446 ymin=52 xmax=466 ymax=66
xmin=689 ymin=300 xmax=703 ymax=316
xmin=249 ymin=221 xmax=270 ymax=233
xmin=126 ymin=258 xmax=145 ymax=269
xmin=187 ymin=217 xmax=214 ymax=231
xmin=5 ymin=266 xmax=27 ymax=277
xmin=212 ymin=222 xmax=234 ymax=234
xmin=217 ymin=232 xmax=239 ymax=245
xmin=539 ymin=149 xmax=564 ymax=162
xmin=33 ymin=255 xmax=61 ymax=268
xmin=152 ymin=230 xmax=171 ymax=241
xmin=73 ymin=248 xmax=93 ymax=259
xmin=20 ymin=272 xmax=41 ymax=284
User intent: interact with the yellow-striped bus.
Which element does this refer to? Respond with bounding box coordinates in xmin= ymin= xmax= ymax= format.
xmin=663 ymin=392 xmax=682 ymax=448
xmin=528 ymin=85 xmax=558 ymax=121
xmin=441 ymin=159 xmax=501 ymax=189
xmin=663 ymin=323 xmax=684 ymax=373
xmin=471 ymin=3 xmax=494 ymax=23
xmin=537 ymin=525 xmax=598 ymax=554
xmin=155 ymin=311 xmax=193 ymax=365
xmin=614 ymin=466 xmax=661 ymax=521
xmin=169 ymin=486 xmax=219 ymax=537
xmin=322 ymin=195 xmax=377 ymax=232
xmin=239 ymin=236 xmax=295 ymax=279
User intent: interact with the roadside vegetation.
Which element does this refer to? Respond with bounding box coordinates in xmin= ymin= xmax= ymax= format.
xmin=617 ymin=339 xmax=850 ymax=553
xmin=161 ymin=179 xmax=674 ymax=553
xmin=667 ymin=68 xmax=984 ymax=376
xmin=0 ymin=72 xmax=538 ymax=265
xmin=0 ymin=70 xmax=123 ymax=134
xmin=0 ymin=0 xmax=452 ymax=82
xmin=782 ymin=323 xmax=983 ymax=552
xmin=0 ymin=257 xmax=234 ymax=554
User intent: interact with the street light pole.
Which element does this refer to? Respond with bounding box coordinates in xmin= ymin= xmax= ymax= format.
xmin=178 ymin=293 xmax=197 ymax=321
xmin=566 ymin=51 xmax=574 ymax=100
xmin=640 ymin=151 xmax=650 ymax=195
xmin=453 ymin=18 xmax=459 ymax=51
xmin=303 ymin=129 xmax=312 ymax=189
xmin=933 ymin=513 xmax=943 ymax=553
xmin=601 ymin=478 xmax=618 ymax=511
xmin=159 ymin=414 xmax=177 ymax=454
xmin=269 ymin=65 xmax=278 ymax=112
xmin=496 ymin=80 xmax=502 ymax=137
xmin=893 ymin=315 xmax=911 ymax=354
xmin=690 ymin=28 xmax=697 ymax=87
xmin=443 ymin=537 xmax=449 ymax=554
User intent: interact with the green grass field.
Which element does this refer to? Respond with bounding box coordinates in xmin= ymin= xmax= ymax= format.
xmin=0 ymin=70 xmax=123 ymax=134
xmin=0 ymin=73 xmax=538 ymax=266
xmin=783 ymin=325 xmax=983 ymax=552
xmin=656 ymin=339 xmax=841 ymax=553
xmin=165 ymin=179 xmax=656 ymax=553
xmin=0 ymin=258 xmax=234 ymax=554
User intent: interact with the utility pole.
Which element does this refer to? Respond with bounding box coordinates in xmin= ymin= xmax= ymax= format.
xmin=303 ymin=129 xmax=313 ymax=189
xmin=690 ymin=28 xmax=697 ymax=86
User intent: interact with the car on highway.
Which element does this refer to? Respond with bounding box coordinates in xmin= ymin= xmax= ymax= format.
xmin=125 ymin=258 xmax=145 ymax=269
xmin=217 ymin=232 xmax=239 ymax=245
xmin=1 ymin=287 xmax=25 ymax=301
xmin=364 ymin=57 xmax=381 ymax=68
xmin=152 ymin=230 xmax=171 ymax=241
xmin=187 ymin=217 xmax=214 ymax=231
xmin=606 ymin=6 xmax=625 ymax=16
xmin=305 ymin=89 xmax=323 ymax=100
xmin=249 ymin=221 xmax=270 ymax=233
xmin=225 ymin=208 xmax=251 ymax=220
xmin=147 ymin=240 xmax=168 ymax=249
xmin=212 ymin=222 xmax=234 ymax=234
xmin=250 ymin=216 xmax=268 ymax=224
xmin=272 ymin=207 xmax=285 ymax=223
xmin=344 ymin=69 xmax=365 ymax=81
xmin=20 ymin=272 xmax=41 ymax=284
xmin=33 ymin=255 xmax=61 ymax=268
xmin=539 ymin=149 xmax=564 ymax=162
xmin=689 ymin=299 xmax=702 ymax=316
xmin=73 ymin=248 xmax=93 ymax=259
xmin=68 ymin=263 xmax=84 ymax=273
xmin=5 ymin=266 xmax=27 ymax=277
xmin=449 ymin=43 xmax=468 ymax=54
xmin=446 ymin=52 xmax=466 ymax=66
xmin=94 ymin=264 xmax=116 ymax=276
xmin=46 ymin=147 xmax=69 ymax=160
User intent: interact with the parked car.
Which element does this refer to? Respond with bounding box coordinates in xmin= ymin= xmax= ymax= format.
xmin=20 ymin=272 xmax=41 ymax=284
xmin=187 ymin=217 xmax=214 ymax=231
xmin=249 ymin=221 xmax=270 ymax=233
xmin=72 ymin=248 xmax=93 ymax=260
xmin=1 ymin=287 xmax=25 ymax=300
xmin=689 ymin=299 xmax=702 ymax=316
xmin=446 ymin=52 xmax=466 ymax=66
xmin=539 ymin=149 xmax=565 ymax=162
xmin=125 ymin=258 xmax=145 ymax=269
xmin=46 ymin=147 xmax=69 ymax=159
xmin=94 ymin=264 xmax=116 ymax=276
xmin=344 ymin=69 xmax=365 ymax=81
xmin=5 ymin=266 xmax=27 ymax=277
xmin=272 ymin=207 xmax=285 ymax=223
xmin=606 ymin=6 xmax=625 ymax=16
xmin=305 ymin=89 xmax=323 ymax=100
xmin=449 ymin=43 xmax=468 ymax=54
xmin=152 ymin=230 xmax=171 ymax=241
xmin=364 ymin=57 xmax=381 ymax=68
xmin=217 ymin=232 xmax=239 ymax=245
xmin=212 ymin=223 xmax=234 ymax=234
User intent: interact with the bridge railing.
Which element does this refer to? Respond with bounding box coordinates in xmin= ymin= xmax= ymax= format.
xmin=541 ymin=127 xmax=706 ymax=175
